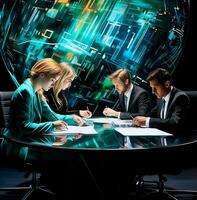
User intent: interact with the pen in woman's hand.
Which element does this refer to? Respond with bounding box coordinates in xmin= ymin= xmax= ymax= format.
xmin=53 ymin=120 xmax=68 ymax=130
xmin=86 ymin=106 xmax=92 ymax=118
xmin=61 ymin=126 xmax=68 ymax=130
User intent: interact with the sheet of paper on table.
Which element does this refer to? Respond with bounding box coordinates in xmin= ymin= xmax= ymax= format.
xmin=115 ymin=127 xmax=172 ymax=136
xmin=51 ymin=125 xmax=97 ymax=135
xmin=112 ymin=120 xmax=133 ymax=127
xmin=86 ymin=117 xmax=130 ymax=124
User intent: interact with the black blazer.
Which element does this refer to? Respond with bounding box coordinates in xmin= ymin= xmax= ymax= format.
xmin=149 ymin=87 xmax=190 ymax=135
xmin=44 ymin=89 xmax=79 ymax=115
xmin=117 ymin=85 xmax=151 ymax=120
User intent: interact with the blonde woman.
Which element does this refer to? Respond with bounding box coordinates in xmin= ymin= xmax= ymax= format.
xmin=45 ymin=62 xmax=92 ymax=118
xmin=2 ymin=58 xmax=84 ymax=160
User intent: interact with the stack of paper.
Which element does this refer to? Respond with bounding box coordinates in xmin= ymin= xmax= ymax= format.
xmin=50 ymin=125 xmax=97 ymax=135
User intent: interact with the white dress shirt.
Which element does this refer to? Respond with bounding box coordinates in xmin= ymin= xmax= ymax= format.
xmin=123 ymin=84 xmax=133 ymax=148
xmin=118 ymin=84 xmax=133 ymax=119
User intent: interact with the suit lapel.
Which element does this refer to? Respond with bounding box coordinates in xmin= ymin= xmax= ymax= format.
xmin=34 ymin=93 xmax=42 ymax=120
xmin=128 ymin=85 xmax=136 ymax=112
xmin=26 ymin=79 xmax=42 ymax=121
xmin=165 ymin=88 xmax=177 ymax=117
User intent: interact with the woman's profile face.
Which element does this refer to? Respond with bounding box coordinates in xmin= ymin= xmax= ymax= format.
xmin=41 ymin=74 xmax=60 ymax=91
xmin=62 ymin=75 xmax=75 ymax=90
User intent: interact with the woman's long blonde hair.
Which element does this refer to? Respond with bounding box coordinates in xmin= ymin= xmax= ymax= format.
xmin=30 ymin=58 xmax=62 ymax=101
xmin=53 ymin=62 xmax=77 ymax=109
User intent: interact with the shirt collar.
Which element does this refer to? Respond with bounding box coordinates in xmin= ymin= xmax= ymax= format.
xmin=163 ymin=86 xmax=173 ymax=102
xmin=124 ymin=84 xmax=133 ymax=99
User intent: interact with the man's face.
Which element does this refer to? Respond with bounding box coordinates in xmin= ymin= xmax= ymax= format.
xmin=112 ymin=78 xmax=128 ymax=94
xmin=149 ymin=79 xmax=170 ymax=98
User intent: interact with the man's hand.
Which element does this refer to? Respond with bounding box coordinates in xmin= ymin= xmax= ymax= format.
xmin=103 ymin=107 xmax=119 ymax=117
xmin=132 ymin=116 xmax=146 ymax=126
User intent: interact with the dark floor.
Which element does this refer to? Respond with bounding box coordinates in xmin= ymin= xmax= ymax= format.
xmin=1 ymin=167 xmax=197 ymax=199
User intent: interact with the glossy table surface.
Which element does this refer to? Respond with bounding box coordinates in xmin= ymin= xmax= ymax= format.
xmin=3 ymin=118 xmax=197 ymax=169
xmin=8 ymin=118 xmax=197 ymax=151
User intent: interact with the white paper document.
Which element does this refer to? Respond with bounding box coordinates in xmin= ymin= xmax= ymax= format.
xmin=52 ymin=125 xmax=97 ymax=135
xmin=115 ymin=127 xmax=172 ymax=136
xmin=87 ymin=117 xmax=125 ymax=124
xmin=112 ymin=120 xmax=133 ymax=127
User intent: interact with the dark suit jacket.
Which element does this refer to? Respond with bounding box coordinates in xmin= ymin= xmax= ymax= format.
xmin=45 ymin=89 xmax=79 ymax=115
xmin=148 ymin=87 xmax=190 ymax=135
xmin=117 ymin=85 xmax=151 ymax=120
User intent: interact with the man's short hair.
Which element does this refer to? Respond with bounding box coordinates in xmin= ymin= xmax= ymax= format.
xmin=147 ymin=68 xmax=171 ymax=85
xmin=110 ymin=69 xmax=131 ymax=83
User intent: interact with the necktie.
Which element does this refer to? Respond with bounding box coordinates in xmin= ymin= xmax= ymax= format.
xmin=160 ymin=99 xmax=166 ymax=119
xmin=124 ymin=95 xmax=128 ymax=111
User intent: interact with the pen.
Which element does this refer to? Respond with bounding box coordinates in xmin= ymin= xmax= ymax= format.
xmin=61 ymin=127 xmax=68 ymax=130
xmin=86 ymin=106 xmax=90 ymax=111
xmin=52 ymin=112 xmax=68 ymax=130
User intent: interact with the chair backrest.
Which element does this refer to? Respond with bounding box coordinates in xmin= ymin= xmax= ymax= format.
xmin=0 ymin=91 xmax=13 ymax=130
xmin=185 ymin=91 xmax=197 ymax=131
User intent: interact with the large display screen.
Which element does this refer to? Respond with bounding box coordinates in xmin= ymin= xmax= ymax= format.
xmin=0 ymin=0 xmax=190 ymax=114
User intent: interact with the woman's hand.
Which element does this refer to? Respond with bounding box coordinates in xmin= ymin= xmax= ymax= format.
xmin=73 ymin=115 xmax=84 ymax=126
xmin=73 ymin=134 xmax=82 ymax=139
xmin=53 ymin=120 xmax=68 ymax=130
xmin=79 ymin=110 xmax=92 ymax=118
xmin=53 ymin=136 xmax=67 ymax=146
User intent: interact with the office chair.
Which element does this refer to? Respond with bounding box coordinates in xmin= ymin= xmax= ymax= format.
xmin=134 ymin=160 xmax=197 ymax=200
xmin=134 ymin=174 xmax=180 ymax=200
xmin=185 ymin=91 xmax=197 ymax=132
xmin=132 ymin=91 xmax=197 ymax=200
xmin=0 ymin=91 xmax=13 ymax=137
xmin=0 ymin=91 xmax=55 ymax=199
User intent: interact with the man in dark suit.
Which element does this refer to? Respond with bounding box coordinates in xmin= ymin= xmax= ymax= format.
xmin=133 ymin=68 xmax=190 ymax=135
xmin=101 ymin=69 xmax=152 ymax=196
xmin=103 ymin=69 xmax=151 ymax=119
